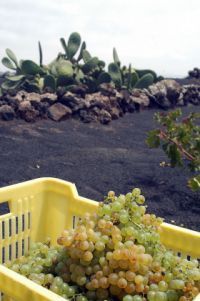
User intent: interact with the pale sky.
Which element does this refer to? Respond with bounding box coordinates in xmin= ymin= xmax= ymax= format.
xmin=1 ymin=0 xmax=200 ymax=77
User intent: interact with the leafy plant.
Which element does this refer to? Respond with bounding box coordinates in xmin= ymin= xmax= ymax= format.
xmin=108 ymin=48 xmax=161 ymax=91
xmin=146 ymin=109 xmax=200 ymax=191
xmin=1 ymin=33 xmax=162 ymax=95
xmin=1 ymin=47 xmax=47 ymax=93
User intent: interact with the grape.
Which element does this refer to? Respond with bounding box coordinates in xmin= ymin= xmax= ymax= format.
xmin=147 ymin=291 xmax=156 ymax=301
xmin=149 ymin=284 xmax=159 ymax=292
xmin=112 ymin=201 xmax=122 ymax=212
xmin=44 ymin=273 xmax=54 ymax=285
xmin=169 ymin=279 xmax=185 ymax=290
xmin=166 ymin=290 xmax=180 ymax=301
xmin=123 ymin=295 xmax=133 ymax=301
xmin=132 ymin=295 xmax=143 ymax=301
xmin=136 ymin=195 xmax=145 ymax=205
xmin=109 ymin=273 xmax=118 ymax=285
xmin=102 ymin=204 xmax=111 ymax=215
xmin=188 ymin=269 xmax=200 ymax=280
xmin=154 ymin=291 xmax=167 ymax=301
xmin=99 ymin=276 xmax=109 ymax=289
xmin=158 ymin=281 xmax=168 ymax=292
xmin=125 ymin=283 xmax=135 ymax=294
xmin=83 ymin=251 xmax=93 ymax=261
xmin=95 ymin=241 xmax=105 ymax=251
xmin=117 ymin=277 xmax=128 ymax=288
xmin=134 ymin=275 xmax=144 ymax=284
xmin=164 ymin=272 xmax=173 ymax=282
xmin=125 ymin=271 xmax=135 ymax=281
xmin=119 ymin=213 xmax=129 ymax=224
xmin=32 ymin=265 xmax=43 ymax=274
xmin=96 ymin=288 xmax=109 ymax=299
xmin=20 ymin=264 xmax=31 ymax=275
xmin=132 ymin=188 xmax=141 ymax=196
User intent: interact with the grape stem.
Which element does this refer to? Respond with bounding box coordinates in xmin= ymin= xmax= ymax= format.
xmin=158 ymin=130 xmax=195 ymax=162
xmin=133 ymin=222 xmax=142 ymax=229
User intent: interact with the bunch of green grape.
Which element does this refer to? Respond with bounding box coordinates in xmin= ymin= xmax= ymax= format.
xmin=6 ymin=188 xmax=200 ymax=301
xmin=5 ymin=241 xmax=81 ymax=299
xmin=57 ymin=189 xmax=200 ymax=301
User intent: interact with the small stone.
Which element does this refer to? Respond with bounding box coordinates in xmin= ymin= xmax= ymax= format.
xmin=60 ymin=92 xmax=81 ymax=108
xmin=26 ymin=92 xmax=41 ymax=104
xmin=48 ymin=103 xmax=72 ymax=121
xmin=109 ymin=107 xmax=120 ymax=120
xmin=91 ymin=106 xmax=101 ymax=116
xmin=85 ymin=93 xmax=110 ymax=109
xmin=99 ymin=109 xmax=112 ymax=124
xmin=18 ymin=101 xmax=39 ymax=122
xmin=4 ymin=90 xmax=27 ymax=107
xmin=127 ymin=102 xmax=136 ymax=112
xmin=40 ymin=93 xmax=57 ymax=104
xmin=98 ymin=83 xmax=116 ymax=96
xmin=0 ymin=105 xmax=15 ymax=120
xmin=79 ymin=110 xmax=96 ymax=123
xmin=18 ymin=100 xmax=32 ymax=111
xmin=121 ymin=89 xmax=130 ymax=102
xmin=67 ymin=84 xmax=87 ymax=97
xmin=131 ymin=90 xmax=150 ymax=107
xmin=35 ymin=101 xmax=50 ymax=117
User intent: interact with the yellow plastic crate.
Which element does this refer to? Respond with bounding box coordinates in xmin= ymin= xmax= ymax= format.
xmin=0 ymin=178 xmax=199 ymax=301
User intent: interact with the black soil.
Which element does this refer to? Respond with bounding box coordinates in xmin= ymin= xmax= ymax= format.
xmin=0 ymin=106 xmax=199 ymax=231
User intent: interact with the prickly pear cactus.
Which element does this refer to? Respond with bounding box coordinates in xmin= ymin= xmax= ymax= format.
xmin=108 ymin=63 xmax=122 ymax=88
xmin=2 ymin=57 xmax=16 ymax=70
xmin=135 ymin=69 xmax=157 ymax=81
xmin=97 ymin=72 xmax=111 ymax=86
xmin=77 ymin=41 xmax=86 ymax=62
xmin=82 ymin=50 xmax=92 ymax=63
xmin=44 ymin=75 xmax=56 ymax=91
xmin=6 ymin=48 xmax=19 ymax=68
xmin=38 ymin=42 xmax=43 ymax=67
xmin=134 ymin=73 xmax=154 ymax=89
xmin=113 ymin=47 xmax=120 ymax=66
xmin=55 ymin=60 xmax=74 ymax=78
xmin=67 ymin=32 xmax=81 ymax=60
xmin=82 ymin=57 xmax=99 ymax=73
xmin=21 ymin=60 xmax=44 ymax=76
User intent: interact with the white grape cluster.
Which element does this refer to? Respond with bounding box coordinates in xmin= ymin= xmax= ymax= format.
xmin=5 ymin=241 xmax=78 ymax=299
xmin=57 ymin=189 xmax=200 ymax=301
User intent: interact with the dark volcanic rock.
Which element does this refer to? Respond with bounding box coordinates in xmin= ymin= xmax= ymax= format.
xmin=109 ymin=107 xmax=120 ymax=120
xmin=5 ymin=90 xmax=27 ymax=107
xmin=0 ymin=105 xmax=15 ymax=120
xmin=85 ymin=93 xmax=110 ymax=110
xmin=34 ymin=101 xmax=50 ymax=117
xmin=0 ymin=79 xmax=200 ymax=124
xmin=18 ymin=101 xmax=39 ymax=122
xmin=131 ymin=89 xmax=150 ymax=107
xmin=79 ymin=110 xmax=97 ymax=123
xmin=180 ymin=85 xmax=200 ymax=106
xmin=48 ymin=103 xmax=72 ymax=121
xmin=60 ymin=92 xmax=82 ymax=109
xmin=68 ymin=84 xmax=87 ymax=97
xmin=98 ymin=83 xmax=116 ymax=96
xmin=147 ymin=80 xmax=181 ymax=109
xmin=26 ymin=92 xmax=41 ymax=104
xmin=40 ymin=93 xmax=57 ymax=104
xmin=99 ymin=109 xmax=112 ymax=124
